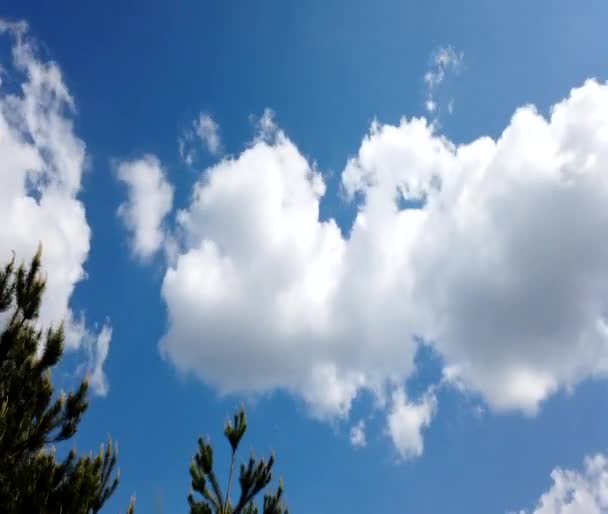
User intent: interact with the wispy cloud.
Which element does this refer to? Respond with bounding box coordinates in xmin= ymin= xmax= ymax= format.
xmin=179 ymin=113 xmax=222 ymax=165
xmin=195 ymin=114 xmax=221 ymax=155
xmin=350 ymin=420 xmax=367 ymax=449
xmin=424 ymin=46 xmax=463 ymax=117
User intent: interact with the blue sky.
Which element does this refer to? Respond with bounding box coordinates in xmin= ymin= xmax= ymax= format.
xmin=2 ymin=1 xmax=608 ymax=513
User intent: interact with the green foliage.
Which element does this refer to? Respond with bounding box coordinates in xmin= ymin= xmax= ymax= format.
xmin=188 ymin=406 xmax=288 ymax=514
xmin=0 ymin=249 xmax=134 ymax=513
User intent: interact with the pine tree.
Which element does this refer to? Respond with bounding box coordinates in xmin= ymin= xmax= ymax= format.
xmin=188 ymin=406 xmax=289 ymax=514
xmin=0 ymin=249 xmax=134 ymax=513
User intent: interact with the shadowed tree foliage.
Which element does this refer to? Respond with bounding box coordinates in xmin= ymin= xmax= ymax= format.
xmin=188 ymin=406 xmax=288 ymax=514
xmin=0 ymin=249 xmax=134 ymax=513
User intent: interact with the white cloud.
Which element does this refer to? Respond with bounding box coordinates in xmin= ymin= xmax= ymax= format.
xmin=179 ymin=113 xmax=221 ymax=165
xmin=345 ymin=80 xmax=608 ymax=414
xmin=424 ymin=46 xmax=463 ymax=116
xmin=350 ymin=419 xmax=367 ymax=448
xmin=161 ymin=130 xmax=360 ymax=418
xmin=517 ymin=455 xmax=608 ymax=514
xmin=425 ymin=99 xmax=437 ymax=114
xmin=0 ymin=20 xmax=110 ymax=394
xmin=89 ymin=324 xmax=111 ymax=396
xmin=179 ymin=138 xmax=194 ymax=167
xmin=195 ymin=113 xmax=221 ymax=155
xmin=66 ymin=314 xmax=111 ymax=396
xmin=386 ymin=388 xmax=436 ymax=460
xmin=254 ymin=108 xmax=279 ymax=142
xmin=116 ymin=156 xmax=174 ymax=260
xmin=159 ymin=79 xmax=608 ymax=455
xmin=424 ymin=46 xmax=463 ymax=90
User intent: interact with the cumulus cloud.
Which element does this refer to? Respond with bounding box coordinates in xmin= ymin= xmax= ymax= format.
xmin=386 ymin=388 xmax=436 ymax=460
xmin=116 ymin=156 xmax=174 ymax=260
xmin=345 ymin=80 xmax=608 ymax=414
xmin=160 ymin=119 xmax=421 ymax=421
xmin=424 ymin=46 xmax=463 ymax=115
xmin=159 ymin=79 xmax=608 ymax=455
xmin=0 ymin=20 xmax=110 ymax=394
xmin=349 ymin=420 xmax=367 ymax=449
xmin=161 ymin=130 xmax=360 ymax=418
xmin=517 ymin=455 xmax=608 ymax=514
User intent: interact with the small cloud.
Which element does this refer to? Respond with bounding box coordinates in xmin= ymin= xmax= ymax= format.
xmin=88 ymin=323 xmax=112 ymax=396
xmin=386 ymin=387 xmax=437 ymax=461
xmin=65 ymin=314 xmax=112 ymax=396
xmin=0 ymin=19 xmax=28 ymax=38
xmin=178 ymin=113 xmax=222 ymax=165
xmin=115 ymin=155 xmax=174 ymax=261
xmin=350 ymin=420 xmax=367 ymax=448
xmin=424 ymin=45 xmax=463 ymax=118
xmin=250 ymin=108 xmax=279 ymax=143
xmin=178 ymin=138 xmax=194 ymax=167
xmin=194 ymin=113 xmax=221 ymax=155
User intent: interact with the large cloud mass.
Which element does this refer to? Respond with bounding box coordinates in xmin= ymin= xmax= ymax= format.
xmin=160 ymin=80 xmax=608 ymax=449
xmin=0 ymin=21 xmax=109 ymax=394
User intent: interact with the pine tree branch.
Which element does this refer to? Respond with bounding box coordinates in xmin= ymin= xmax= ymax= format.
xmin=225 ymin=448 xmax=236 ymax=514
xmin=208 ymin=467 xmax=225 ymax=513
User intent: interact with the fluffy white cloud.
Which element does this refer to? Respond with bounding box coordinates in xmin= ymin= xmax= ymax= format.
xmin=0 ymin=20 xmax=109 ymax=394
xmin=160 ymin=79 xmax=608 ymax=455
xmin=518 ymin=455 xmax=608 ymax=514
xmin=349 ymin=420 xmax=367 ymax=449
xmin=116 ymin=156 xmax=174 ymax=260
xmin=386 ymin=388 xmax=436 ymax=460
xmin=344 ymin=79 xmax=608 ymax=414
xmin=161 ymin=131 xmax=362 ymax=418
